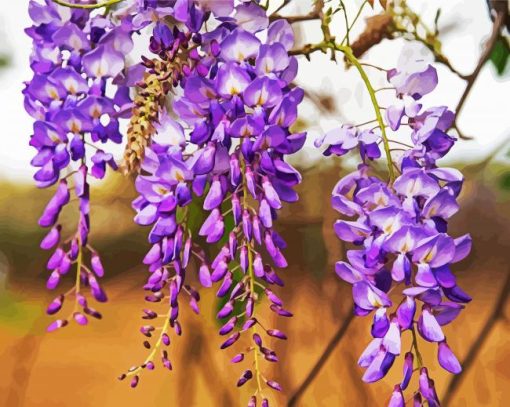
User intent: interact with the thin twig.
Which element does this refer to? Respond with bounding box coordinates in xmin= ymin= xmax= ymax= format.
xmin=455 ymin=11 xmax=506 ymax=121
xmin=270 ymin=12 xmax=321 ymax=23
xmin=339 ymin=1 xmax=351 ymax=46
xmin=360 ymin=62 xmax=388 ymax=71
xmin=442 ymin=270 xmax=510 ymax=405
xmin=272 ymin=0 xmax=291 ymax=15
xmin=391 ymin=28 xmax=467 ymax=79
xmin=340 ymin=0 xmax=369 ymax=46
xmin=287 ymin=306 xmax=355 ymax=406
xmin=289 ymin=43 xmax=325 ymax=57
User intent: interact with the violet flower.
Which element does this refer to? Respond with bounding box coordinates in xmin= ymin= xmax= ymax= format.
xmin=26 ymin=0 xmax=134 ymax=330
xmin=322 ymin=59 xmax=471 ymax=405
xmin=117 ymin=3 xmax=305 ymax=403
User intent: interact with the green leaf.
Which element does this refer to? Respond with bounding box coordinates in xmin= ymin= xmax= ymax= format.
xmin=489 ymin=37 xmax=510 ymax=75
xmin=499 ymin=172 xmax=510 ymax=190
xmin=0 ymin=54 xmax=9 ymax=69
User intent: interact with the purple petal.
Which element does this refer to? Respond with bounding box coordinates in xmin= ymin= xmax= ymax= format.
xmin=221 ymin=28 xmax=260 ymax=62
xmin=335 ymin=261 xmax=363 ymax=284
xmin=40 ymin=226 xmax=61 ymax=250
xmin=432 ymin=302 xmax=464 ymax=325
xmin=91 ymin=254 xmax=104 ymax=277
xmin=452 ymin=234 xmax=472 ymax=263
xmin=358 ymin=338 xmax=382 ymax=368
xmin=382 ymin=319 xmax=401 ymax=355
xmin=216 ymin=62 xmax=250 ymax=98
xmin=352 ymin=281 xmax=391 ymax=310
xmin=82 ymin=45 xmax=124 ymax=78
xmin=204 ymin=178 xmax=224 ymax=210
xmin=388 ymin=385 xmax=405 ymax=407
xmin=371 ymin=307 xmax=390 ymax=338
xmin=401 ymin=352 xmax=414 ymax=390
xmin=47 ymin=319 xmax=67 ymax=332
xmin=199 ymin=263 xmax=212 ymax=288
xmin=397 ymin=296 xmax=415 ymax=330
xmin=418 ymin=307 xmax=445 ymax=342
xmin=362 ymin=349 xmax=395 ymax=383
xmin=438 ymin=341 xmax=462 ymax=374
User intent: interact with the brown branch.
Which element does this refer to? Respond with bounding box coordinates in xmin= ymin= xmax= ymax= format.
xmin=302 ymin=87 xmax=339 ymax=115
xmin=272 ymin=0 xmax=291 ymax=15
xmin=289 ymin=43 xmax=325 ymax=57
xmin=391 ymin=29 xmax=468 ymax=79
xmin=442 ymin=270 xmax=510 ymax=405
xmin=287 ymin=305 xmax=355 ymax=407
xmin=352 ymin=14 xmax=393 ymax=58
xmin=270 ymin=12 xmax=321 ymax=24
xmin=270 ymin=0 xmax=322 ymax=24
xmin=455 ymin=11 xmax=506 ymax=121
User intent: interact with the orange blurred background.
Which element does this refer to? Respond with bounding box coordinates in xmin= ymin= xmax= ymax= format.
xmin=0 ymin=160 xmax=509 ymax=406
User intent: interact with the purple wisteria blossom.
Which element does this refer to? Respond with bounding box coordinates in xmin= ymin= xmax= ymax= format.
xmin=25 ymin=1 xmax=474 ymax=405
xmin=322 ymin=60 xmax=471 ymax=405
xmin=180 ymin=15 xmax=304 ymax=402
xmin=114 ymin=3 xmax=304 ymax=404
xmin=25 ymin=0 xmax=133 ymax=330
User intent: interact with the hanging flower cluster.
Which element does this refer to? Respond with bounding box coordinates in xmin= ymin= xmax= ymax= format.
xmin=183 ymin=14 xmax=305 ymax=404
xmin=319 ymin=60 xmax=472 ymax=406
xmin=24 ymin=1 xmax=477 ymax=406
xmin=25 ymin=0 xmax=134 ymax=330
xmin=67 ymin=1 xmax=308 ymax=403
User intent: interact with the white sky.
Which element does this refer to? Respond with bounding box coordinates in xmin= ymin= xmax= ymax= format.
xmin=0 ymin=0 xmax=508 ymax=182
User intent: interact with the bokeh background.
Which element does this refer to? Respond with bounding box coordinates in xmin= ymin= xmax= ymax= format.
xmin=0 ymin=1 xmax=509 ymax=406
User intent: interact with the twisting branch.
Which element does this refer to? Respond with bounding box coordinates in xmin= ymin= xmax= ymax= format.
xmin=391 ymin=27 xmax=467 ymax=79
xmin=390 ymin=3 xmax=468 ymax=79
xmin=272 ymin=0 xmax=291 ymax=15
xmin=452 ymin=11 xmax=505 ymax=140
xmin=287 ymin=306 xmax=355 ymax=406
xmin=455 ymin=11 xmax=506 ymax=119
xmin=442 ymin=270 xmax=510 ymax=405
xmin=270 ymin=12 xmax=321 ymax=24
xmin=270 ymin=0 xmax=323 ymax=23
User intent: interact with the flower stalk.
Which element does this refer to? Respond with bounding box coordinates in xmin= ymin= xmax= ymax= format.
xmin=52 ymin=0 xmax=125 ymax=9
xmin=337 ymin=44 xmax=395 ymax=182
xmin=242 ymin=156 xmax=264 ymax=395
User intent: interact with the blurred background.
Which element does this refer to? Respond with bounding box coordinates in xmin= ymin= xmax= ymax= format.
xmin=0 ymin=0 xmax=509 ymax=406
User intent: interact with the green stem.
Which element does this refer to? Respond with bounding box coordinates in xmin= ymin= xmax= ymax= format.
xmin=52 ymin=0 xmax=125 ymax=9
xmin=247 ymin=240 xmax=263 ymax=394
xmin=411 ymin=326 xmax=424 ymax=368
xmin=339 ymin=1 xmax=350 ymax=46
xmin=240 ymin=156 xmax=263 ymax=394
xmin=336 ymin=45 xmax=395 ymax=183
xmin=73 ymin=234 xmax=83 ymax=312
xmin=125 ymin=308 xmax=172 ymax=378
xmin=340 ymin=0 xmax=368 ymax=46
xmin=293 ymin=41 xmax=396 ymax=182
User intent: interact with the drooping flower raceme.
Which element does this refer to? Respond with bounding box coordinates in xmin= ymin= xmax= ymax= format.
xmin=319 ymin=60 xmax=471 ymax=406
xmin=25 ymin=1 xmax=475 ymax=406
xmin=181 ymin=15 xmax=305 ymax=404
xmin=113 ymin=2 xmax=305 ymax=404
xmin=25 ymin=0 xmax=134 ymax=330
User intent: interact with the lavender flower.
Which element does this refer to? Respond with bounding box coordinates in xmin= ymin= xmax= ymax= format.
xmin=26 ymin=3 xmax=471 ymax=406
xmin=322 ymin=60 xmax=471 ymax=405
xmin=116 ymin=3 xmax=304 ymax=403
xmin=26 ymin=0 xmax=134 ymax=331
